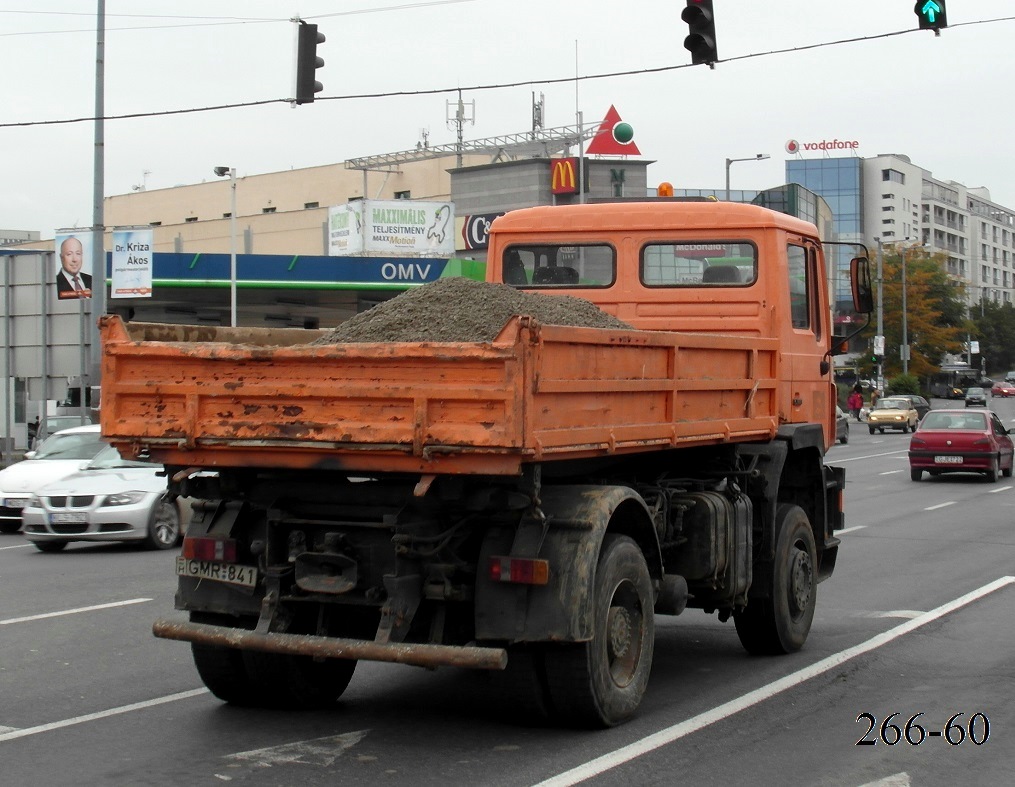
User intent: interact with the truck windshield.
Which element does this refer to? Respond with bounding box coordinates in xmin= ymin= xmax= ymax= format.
xmin=641 ymin=241 xmax=757 ymax=286
xmin=501 ymin=244 xmax=615 ymax=288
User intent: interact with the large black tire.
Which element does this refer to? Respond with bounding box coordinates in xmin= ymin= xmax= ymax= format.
xmin=910 ymin=468 xmax=923 ymax=482
xmin=243 ymin=650 xmax=356 ymax=710
xmin=34 ymin=540 xmax=69 ymax=553
xmin=541 ymin=535 xmax=655 ymax=728
xmin=985 ymin=456 xmax=999 ymax=483
xmin=189 ymin=613 xmax=259 ymax=705
xmin=494 ymin=645 xmax=554 ymax=723
xmin=142 ymin=496 xmax=181 ymax=550
xmin=734 ymin=504 xmax=817 ymax=656
xmin=868 ymin=426 xmax=875 ymax=435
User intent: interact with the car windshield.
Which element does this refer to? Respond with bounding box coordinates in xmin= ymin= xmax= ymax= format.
xmin=875 ymin=399 xmax=908 ymax=410
xmin=921 ymin=412 xmax=987 ymax=430
xmin=967 ymin=388 xmax=984 ymax=395
xmin=83 ymin=443 xmax=155 ymax=470
xmin=33 ymin=431 xmax=106 ymax=460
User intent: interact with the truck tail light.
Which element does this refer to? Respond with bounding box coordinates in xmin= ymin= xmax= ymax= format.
xmin=183 ymin=536 xmax=238 ymax=562
xmin=489 ymin=556 xmax=550 ymax=586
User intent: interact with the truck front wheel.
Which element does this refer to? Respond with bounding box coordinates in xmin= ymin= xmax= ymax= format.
xmin=734 ymin=504 xmax=816 ymax=655
xmin=542 ymin=535 xmax=654 ymax=727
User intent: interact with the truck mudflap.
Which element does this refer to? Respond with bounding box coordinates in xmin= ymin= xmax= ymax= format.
xmin=152 ymin=618 xmax=507 ymax=671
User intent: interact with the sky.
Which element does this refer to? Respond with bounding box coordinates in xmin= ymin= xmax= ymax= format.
xmin=2 ymin=1 xmax=1014 ymax=237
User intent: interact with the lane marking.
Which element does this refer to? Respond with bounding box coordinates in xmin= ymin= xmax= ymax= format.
xmin=879 ymin=470 xmax=904 ymax=476
xmin=0 ymin=543 xmax=33 ymax=551
xmin=924 ymin=502 xmax=956 ymax=511
xmin=860 ymin=773 xmax=911 ymax=787
xmin=0 ymin=598 xmax=151 ymax=626
xmin=0 ymin=689 xmax=208 ymax=743
xmin=829 ymin=450 xmax=908 ymax=463
xmin=837 ymin=525 xmax=866 ymax=535
xmin=534 ymin=576 xmax=1015 ymax=787
xmin=987 ymin=485 xmax=1011 ymax=494
xmin=221 ymin=731 xmax=369 ymax=773
xmin=868 ymin=610 xmax=924 ymax=619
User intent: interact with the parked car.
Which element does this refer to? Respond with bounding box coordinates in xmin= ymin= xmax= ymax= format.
xmin=28 ymin=414 xmax=95 ymax=449
xmin=835 ymin=406 xmax=849 ymax=444
xmin=890 ymin=394 xmax=932 ymax=420
xmin=0 ymin=424 xmax=105 ymax=534
xmin=964 ymin=387 xmax=988 ymax=407
xmin=867 ymin=397 xmax=920 ymax=434
xmin=991 ymin=381 xmax=1015 ymax=398
xmin=20 ymin=443 xmax=188 ymax=553
xmin=909 ymin=409 xmax=1014 ymax=482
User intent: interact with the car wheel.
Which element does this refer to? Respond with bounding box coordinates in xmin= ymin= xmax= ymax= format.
xmin=901 ymin=424 xmax=909 ymax=434
xmin=839 ymin=432 xmax=848 ymax=445
xmin=879 ymin=428 xmax=885 ymax=434
xmin=868 ymin=426 xmax=875 ymax=435
xmin=1004 ymin=459 xmax=1013 ymax=479
xmin=910 ymin=468 xmax=922 ymax=481
xmin=34 ymin=540 xmax=68 ymax=553
xmin=986 ymin=457 xmax=999 ymax=483
xmin=143 ymin=495 xmax=182 ymax=550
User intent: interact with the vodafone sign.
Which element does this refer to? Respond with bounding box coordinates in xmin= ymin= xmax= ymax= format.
xmin=786 ymin=138 xmax=859 ymax=154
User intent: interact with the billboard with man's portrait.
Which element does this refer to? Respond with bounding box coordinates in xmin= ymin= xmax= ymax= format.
xmin=54 ymin=231 xmax=94 ymax=299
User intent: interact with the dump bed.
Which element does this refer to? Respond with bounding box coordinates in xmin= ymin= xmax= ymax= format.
xmin=99 ymin=314 xmax=781 ymax=476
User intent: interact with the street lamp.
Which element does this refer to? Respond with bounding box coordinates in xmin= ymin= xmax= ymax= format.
xmin=214 ymin=166 xmax=237 ymax=327
xmin=725 ymin=153 xmax=770 ymax=196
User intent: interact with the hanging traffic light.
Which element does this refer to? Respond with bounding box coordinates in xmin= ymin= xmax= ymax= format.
xmin=914 ymin=1 xmax=948 ymax=31
xmin=295 ymin=21 xmax=325 ymax=105
xmin=682 ymin=1 xmax=718 ymax=66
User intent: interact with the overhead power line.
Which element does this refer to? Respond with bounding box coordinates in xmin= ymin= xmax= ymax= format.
xmin=0 ymin=16 xmax=1011 ymax=130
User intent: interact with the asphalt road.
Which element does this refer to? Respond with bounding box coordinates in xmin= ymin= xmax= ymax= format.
xmin=1 ymin=398 xmax=1012 ymax=786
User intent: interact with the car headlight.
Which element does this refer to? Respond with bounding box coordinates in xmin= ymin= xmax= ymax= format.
xmin=103 ymin=491 xmax=148 ymax=507
xmin=26 ymin=495 xmax=41 ymax=508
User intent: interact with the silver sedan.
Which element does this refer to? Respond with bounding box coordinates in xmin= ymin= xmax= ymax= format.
xmin=20 ymin=445 xmax=188 ymax=553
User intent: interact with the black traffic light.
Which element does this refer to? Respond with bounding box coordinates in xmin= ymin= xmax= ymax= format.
xmin=914 ymin=0 xmax=947 ymax=31
xmin=682 ymin=1 xmax=718 ymax=66
xmin=295 ymin=21 xmax=325 ymax=105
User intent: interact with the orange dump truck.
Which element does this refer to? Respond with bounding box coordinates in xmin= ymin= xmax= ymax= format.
xmin=100 ymin=200 xmax=872 ymax=727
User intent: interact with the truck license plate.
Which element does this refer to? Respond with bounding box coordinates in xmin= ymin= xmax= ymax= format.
xmin=176 ymin=557 xmax=258 ymax=588
xmin=934 ymin=455 xmax=963 ymax=464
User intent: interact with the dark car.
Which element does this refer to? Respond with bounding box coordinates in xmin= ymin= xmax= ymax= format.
xmin=964 ymin=387 xmax=988 ymax=407
xmin=909 ymin=409 xmax=1014 ymax=482
xmin=835 ymin=406 xmax=849 ymax=444
xmin=890 ymin=394 xmax=931 ymax=420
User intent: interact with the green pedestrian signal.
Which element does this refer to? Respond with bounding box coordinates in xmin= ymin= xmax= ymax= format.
xmin=914 ymin=1 xmax=947 ymax=31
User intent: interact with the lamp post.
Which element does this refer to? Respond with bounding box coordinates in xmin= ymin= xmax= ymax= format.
xmin=725 ymin=153 xmax=770 ymax=197
xmin=214 ymin=166 xmax=237 ymax=327
xmin=875 ymin=237 xmax=884 ymax=391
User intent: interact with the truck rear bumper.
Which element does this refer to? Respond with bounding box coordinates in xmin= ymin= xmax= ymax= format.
xmin=152 ymin=618 xmax=508 ymax=671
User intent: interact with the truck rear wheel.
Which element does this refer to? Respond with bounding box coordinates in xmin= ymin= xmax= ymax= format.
xmin=189 ymin=613 xmax=258 ymax=705
xmin=542 ymin=535 xmax=654 ymax=727
xmin=242 ymin=650 xmax=356 ymax=709
xmin=734 ymin=504 xmax=816 ymax=655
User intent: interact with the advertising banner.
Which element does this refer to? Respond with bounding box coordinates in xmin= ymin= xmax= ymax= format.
xmin=328 ymin=202 xmax=365 ymax=256
xmin=54 ymin=231 xmax=93 ymax=299
xmin=329 ymin=200 xmax=456 ymax=256
xmin=110 ymin=228 xmax=154 ymax=298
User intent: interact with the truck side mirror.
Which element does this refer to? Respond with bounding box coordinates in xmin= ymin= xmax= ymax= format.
xmin=850 ymin=257 xmax=874 ymax=314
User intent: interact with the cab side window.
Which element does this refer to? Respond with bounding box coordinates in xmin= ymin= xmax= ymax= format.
xmin=787 ymin=244 xmax=810 ymax=330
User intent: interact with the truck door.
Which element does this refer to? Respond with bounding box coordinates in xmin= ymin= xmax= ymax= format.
xmin=783 ymin=240 xmax=832 ymax=437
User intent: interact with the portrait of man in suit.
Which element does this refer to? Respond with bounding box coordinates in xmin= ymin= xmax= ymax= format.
xmin=56 ymin=234 xmax=92 ymax=299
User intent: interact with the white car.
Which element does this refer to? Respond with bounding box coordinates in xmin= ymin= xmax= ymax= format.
xmin=0 ymin=424 xmax=106 ymax=534
xmin=21 ymin=443 xmax=187 ymax=553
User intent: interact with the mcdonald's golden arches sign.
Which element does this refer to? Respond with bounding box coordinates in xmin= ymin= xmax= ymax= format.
xmin=550 ymin=157 xmax=580 ymax=195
